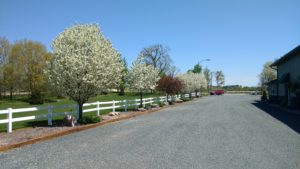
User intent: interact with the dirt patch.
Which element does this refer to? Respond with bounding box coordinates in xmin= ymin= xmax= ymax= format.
xmin=0 ymin=126 xmax=75 ymax=147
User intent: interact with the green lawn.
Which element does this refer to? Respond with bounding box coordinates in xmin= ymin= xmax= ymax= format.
xmin=0 ymin=92 xmax=163 ymax=132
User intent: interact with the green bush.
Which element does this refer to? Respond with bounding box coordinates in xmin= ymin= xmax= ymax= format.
xmin=261 ymin=90 xmax=267 ymax=101
xmin=29 ymin=90 xmax=44 ymax=104
xmin=158 ymin=102 xmax=164 ymax=107
xmin=168 ymin=101 xmax=175 ymax=105
xmin=78 ymin=116 xmax=101 ymax=124
xmin=151 ymin=103 xmax=159 ymax=108
xmin=181 ymin=97 xmax=190 ymax=102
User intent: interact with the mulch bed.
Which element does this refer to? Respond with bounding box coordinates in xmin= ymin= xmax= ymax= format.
xmin=0 ymin=107 xmax=164 ymax=152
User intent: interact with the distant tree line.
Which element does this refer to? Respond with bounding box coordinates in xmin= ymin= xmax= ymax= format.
xmin=0 ymin=37 xmax=52 ymax=103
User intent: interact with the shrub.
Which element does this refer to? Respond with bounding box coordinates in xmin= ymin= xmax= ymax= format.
xmin=168 ymin=101 xmax=174 ymax=105
xmin=29 ymin=90 xmax=44 ymax=104
xmin=78 ymin=116 xmax=101 ymax=124
xmin=158 ymin=102 xmax=164 ymax=107
xmin=156 ymin=76 xmax=184 ymax=97
xmin=261 ymin=90 xmax=267 ymax=101
xmin=151 ymin=103 xmax=159 ymax=108
xmin=181 ymin=97 xmax=190 ymax=102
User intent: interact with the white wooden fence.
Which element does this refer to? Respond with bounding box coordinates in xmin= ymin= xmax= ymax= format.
xmin=0 ymin=93 xmax=197 ymax=133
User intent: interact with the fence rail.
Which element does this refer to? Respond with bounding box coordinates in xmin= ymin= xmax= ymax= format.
xmin=0 ymin=93 xmax=198 ymax=133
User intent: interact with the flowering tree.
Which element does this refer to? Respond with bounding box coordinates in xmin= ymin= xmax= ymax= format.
xmin=46 ymin=24 xmax=124 ymax=120
xmin=127 ymin=62 xmax=159 ymax=107
xmin=259 ymin=61 xmax=276 ymax=88
xmin=177 ymin=72 xmax=207 ymax=96
xmin=156 ymin=76 xmax=183 ymax=100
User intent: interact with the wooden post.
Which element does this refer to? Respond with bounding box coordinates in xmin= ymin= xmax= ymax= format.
xmin=96 ymin=101 xmax=100 ymax=116
xmin=143 ymin=98 xmax=146 ymax=108
xmin=150 ymin=98 xmax=152 ymax=106
xmin=7 ymin=108 xmax=12 ymax=133
xmin=47 ymin=105 xmax=53 ymax=126
xmin=113 ymin=100 xmax=115 ymax=112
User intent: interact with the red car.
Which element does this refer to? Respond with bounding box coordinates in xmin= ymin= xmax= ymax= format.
xmin=215 ymin=90 xmax=224 ymax=95
xmin=210 ymin=90 xmax=224 ymax=95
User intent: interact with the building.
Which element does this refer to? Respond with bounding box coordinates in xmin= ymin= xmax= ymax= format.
xmin=269 ymin=45 xmax=300 ymax=107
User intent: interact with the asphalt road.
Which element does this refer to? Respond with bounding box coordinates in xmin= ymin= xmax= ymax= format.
xmin=1 ymin=95 xmax=300 ymax=169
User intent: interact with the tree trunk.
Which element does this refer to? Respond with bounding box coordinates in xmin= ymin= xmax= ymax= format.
xmin=9 ymin=86 xmax=13 ymax=100
xmin=78 ymin=103 xmax=83 ymax=121
xmin=0 ymin=85 xmax=2 ymax=100
xmin=119 ymin=86 xmax=125 ymax=96
xmin=140 ymin=92 xmax=143 ymax=108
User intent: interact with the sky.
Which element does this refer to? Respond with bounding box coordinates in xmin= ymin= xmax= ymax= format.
xmin=1 ymin=0 xmax=299 ymax=86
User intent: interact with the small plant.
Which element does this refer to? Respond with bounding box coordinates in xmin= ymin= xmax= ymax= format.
xmin=168 ymin=101 xmax=174 ymax=105
xmin=261 ymin=90 xmax=267 ymax=101
xmin=78 ymin=116 xmax=101 ymax=124
xmin=151 ymin=103 xmax=159 ymax=108
xmin=158 ymin=102 xmax=164 ymax=107
xmin=181 ymin=97 xmax=190 ymax=102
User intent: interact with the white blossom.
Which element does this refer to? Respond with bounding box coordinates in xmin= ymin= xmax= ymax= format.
xmin=46 ymin=24 xmax=124 ymax=118
xmin=127 ymin=62 xmax=159 ymax=92
xmin=177 ymin=72 xmax=207 ymax=93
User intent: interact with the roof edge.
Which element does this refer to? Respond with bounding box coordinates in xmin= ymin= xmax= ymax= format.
xmin=270 ymin=45 xmax=300 ymax=67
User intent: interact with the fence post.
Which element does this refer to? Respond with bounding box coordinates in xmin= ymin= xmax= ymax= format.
xmin=7 ymin=108 xmax=12 ymax=133
xmin=113 ymin=100 xmax=115 ymax=112
xmin=143 ymin=98 xmax=145 ymax=108
xmin=125 ymin=100 xmax=128 ymax=112
xmin=47 ymin=105 xmax=53 ymax=126
xmin=150 ymin=98 xmax=152 ymax=106
xmin=96 ymin=101 xmax=100 ymax=116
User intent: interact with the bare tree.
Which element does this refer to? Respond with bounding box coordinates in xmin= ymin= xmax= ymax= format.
xmin=203 ymin=67 xmax=211 ymax=90
xmin=137 ymin=44 xmax=173 ymax=76
xmin=215 ymin=71 xmax=225 ymax=88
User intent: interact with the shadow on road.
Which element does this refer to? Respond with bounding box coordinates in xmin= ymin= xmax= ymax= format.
xmin=252 ymin=100 xmax=300 ymax=134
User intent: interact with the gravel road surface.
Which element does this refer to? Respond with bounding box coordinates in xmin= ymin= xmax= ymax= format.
xmin=1 ymin=95 xmax=299 ymax=169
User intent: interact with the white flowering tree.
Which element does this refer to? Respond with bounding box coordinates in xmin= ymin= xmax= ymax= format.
xmin=127 ymin=62 xmax=159 ymax=107
xmin=46 ymin=24 xmax=124 ymax=120
xmin=177 ymin=72 xmax=207 ymax=96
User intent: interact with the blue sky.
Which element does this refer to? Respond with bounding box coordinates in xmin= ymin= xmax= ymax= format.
xmin=1 ymin=0 xmax=299 ymax=86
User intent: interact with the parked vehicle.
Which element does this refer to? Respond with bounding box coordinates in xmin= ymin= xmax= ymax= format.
xmin=215 ymin=90 xmax=224 ymax=95
xmin=210 ymin=90 xmax=225 ymax=95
